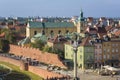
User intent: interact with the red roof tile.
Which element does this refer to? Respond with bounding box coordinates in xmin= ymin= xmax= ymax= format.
xmin=114 ymin=30 xmax=120 ymax=36
xmin=0 ymin=32 xmax=5 ymax=38
xmin=105 ymin=26 xmax=113 ymax=31
xmin=80 ymin=37 xmax=92 ymax=46
xmin=97 ymin=27 xmax=107 ymax=33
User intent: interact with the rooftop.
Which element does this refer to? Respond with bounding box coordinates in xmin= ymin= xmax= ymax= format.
xmin=28 ymin=21 xmax=75 ymax=28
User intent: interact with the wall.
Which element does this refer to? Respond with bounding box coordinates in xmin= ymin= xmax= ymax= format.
xmin=0 ymin=56 xmax=67 ymax=79
xmin=0 ymin=56 xmax=23 ymax=67
xmin=9 ymin=45 xmax=67 ymax=69
xmin=29 ymin=66 xmax=65 ymax=79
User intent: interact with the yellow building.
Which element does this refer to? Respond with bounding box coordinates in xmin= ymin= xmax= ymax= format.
xmin=26 ymin=11 xmax=86 ymax=38
xmin=102 ymin=39 xmax=120 ymax=66
xmin=26 ymin=21 xmax=77 ymax=38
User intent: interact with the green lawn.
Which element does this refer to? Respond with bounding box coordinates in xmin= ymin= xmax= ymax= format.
xmin=0 ymin=61 xmax=43 ymax=80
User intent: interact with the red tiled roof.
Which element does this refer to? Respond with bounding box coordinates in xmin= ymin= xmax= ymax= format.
xmin=105 ymin=26 xmax=113 ymax=31
xmin=97 ymin=33 xmax=107 ymax=39
xmin=114 ymin=30 xmax=120 ymax=36
xmin=0 ymin=32 xmax=5 ymax=38
xmin=80 ymin=37 xmax=92 ymax=46
xmin=86 ymin=28 xmax=97 ymax=34
xmin=97 ymin=27 xmax=107 ymax=33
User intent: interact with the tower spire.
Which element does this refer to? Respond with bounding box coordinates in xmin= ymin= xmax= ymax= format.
xmin=80 ymin=8 xmax=83 ymax=18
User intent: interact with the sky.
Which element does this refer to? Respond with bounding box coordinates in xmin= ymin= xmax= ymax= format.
xmin=0 ymin=0 xmax=119 ymax=17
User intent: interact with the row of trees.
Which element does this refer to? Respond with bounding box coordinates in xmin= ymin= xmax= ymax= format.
xmin=0 ymin=28 xmax=17 ymax=44
xmin=0 ymin=39 xmax=10 ymax=52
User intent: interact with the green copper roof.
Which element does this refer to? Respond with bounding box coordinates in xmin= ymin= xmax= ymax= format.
xmin=28 ymin=21 xmax=74 ymax=28
xmin=31 ymin=33 xmax=47 ymax=43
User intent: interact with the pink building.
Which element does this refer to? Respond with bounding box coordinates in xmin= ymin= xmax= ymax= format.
xmin=94 ymin=41 xmax=102 ymax=68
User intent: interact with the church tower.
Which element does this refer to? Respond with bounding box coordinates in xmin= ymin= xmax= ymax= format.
xmin=77 ymin=9 xmax=85 ymax=33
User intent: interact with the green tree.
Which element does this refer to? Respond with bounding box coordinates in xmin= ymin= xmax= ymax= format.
xmin=30 ymin=39 xmax=45 ymax=50
xmin=1 ymin=28 xmax=17 ymax=44
xmin=42 ymin=45 xmax=50 ymax=52
xmin=0 ymin=39 xmax=10 ymax=53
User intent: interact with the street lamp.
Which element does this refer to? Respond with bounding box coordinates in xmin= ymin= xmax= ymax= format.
xmin=71 ymin=33 xmax=81 ymax=80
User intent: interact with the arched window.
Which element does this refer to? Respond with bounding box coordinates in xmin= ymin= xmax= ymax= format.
xmin=34 ymin=31 xmax=37 ymax=35
xmin=50 ymin=30 xmax=53 ymax=34
xmin=58 ymin=30 xmax=61 ymax=34
xmin=50 ymin=30 xmax=54 ymax=38
xmin=66 ymin=30 xmax=69 ymax=34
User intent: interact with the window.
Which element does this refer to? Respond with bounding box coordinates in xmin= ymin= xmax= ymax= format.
xmin=99 ymin=56 xmax=102 ymax=60
xmin=95 ymin=46 xmax=97 ymax=49
xmin=42 ymin=30 xmax=45 ymax=35
xmin=95 ymin=51 xmax=97 ymax=54
xmin=107 ymin=49 xmax=110 ymax=52
xmin=107 ymin=55 xmax=110 ymax=59
xmin=50 ymin=30 xmax=54 ymax=34
xmin=112 ymin=44 xmax=115 ymax=47
xmin=58 ymin=30 xmax=61 ymax=34
xmin=104 ymin=49 xmax=106 ymax=53
xmin=71 ymin=54 xmax=73 ymax=58
xmin=65 ymin=46 xmax=67 ymax=50
xmin=50 ymin=30 xmax=54 ymax=38
xmin=79 ymin=64 xmax=82 ymax=68
xmin=116 ymin=49 xmax=118 ymax=52
xmin=104 ymin=55 xmax=106 ymax=59
xmin=66 ymin=30 xmax=69 ymax=34
xmin=87 ymin=48 xmax=90 ymax=52
xmin=99 ymin=50 xmax=102 ymax=53
xmin=80 ymin=55 xmax=82 ymax=60
xmin=116 ymin=44 xmax=118 ymax=46
xmin=66 ymin=52 xmax=68 ymax=56
xmin=99 ymin=45 xmax=102 ymax=49
xmin=112 ymin=49 xmax=114 ymax=53
xmin=34 ymin=31 xmax=37 ymax=35
xmin=80 ymin=48 xmax=82 ymax=52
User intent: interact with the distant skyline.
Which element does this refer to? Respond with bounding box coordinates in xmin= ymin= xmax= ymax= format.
xmin=0 ymin=0 xmax=120 ymax=17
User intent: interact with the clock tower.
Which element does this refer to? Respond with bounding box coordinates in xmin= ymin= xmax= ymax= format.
xmin=77 ymin=9 xmax=85 ymax=33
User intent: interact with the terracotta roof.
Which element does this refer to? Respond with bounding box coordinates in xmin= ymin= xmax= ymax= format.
xmin=114 ymin=30 xmax=120 ymax=36
xmin=0 ymin=32 xmax=5 ymax=38
xmin=97 ymin=27 xmax=107 ymax=33
xmin=85 ymin=27 xmax=97 ymax=34
xmin=97 ymin=33 xmax=107 ymax=39
xmin=105 ymin=26 xmax=113 ymax=31
xmin=80 ymin=37 xmax=92 ymax=46
xmin=87 ymin=17 xmax=93 ymax=22
xmin=105 ymin=26 xmax=120 ymax=32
